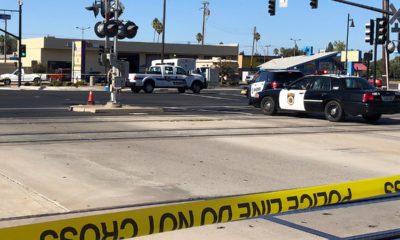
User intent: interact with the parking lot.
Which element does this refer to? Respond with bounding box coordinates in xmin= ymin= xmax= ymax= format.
xmin=0 ymin=88 xmax=399 ymax=239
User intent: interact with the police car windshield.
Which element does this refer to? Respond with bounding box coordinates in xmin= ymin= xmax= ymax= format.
xmin=343 ymin=77 xmax=375 ymax=90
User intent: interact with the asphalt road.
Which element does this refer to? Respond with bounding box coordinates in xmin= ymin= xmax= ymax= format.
xmin=0 ymin=88 xmax=400 ymax=239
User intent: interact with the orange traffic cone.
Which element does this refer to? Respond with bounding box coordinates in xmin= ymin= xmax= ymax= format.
xmin=87 ymin=90 xmax=95 ymax=105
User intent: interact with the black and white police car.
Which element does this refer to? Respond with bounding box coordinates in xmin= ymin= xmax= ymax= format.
xmin=253 ymin=74 xmax=400 ymax=122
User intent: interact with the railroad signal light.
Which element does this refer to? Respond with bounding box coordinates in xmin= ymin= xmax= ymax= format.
xmin=124 ymin=21 xmax=138 ymax=39
xmin=20 ymin=44 xmax=26 ymax=58
xmin=376 ymin=17 xmax=388 ymax=45
xmin=268 ymin=0 xmax=276 ymax=16
xmin=94 ymin=21 xmax=106 ymax=38
xmin=310 ymin=0 xmax=318 ymax=9
xmin=104 ymin=20 xmax=119 ymax=38
xmin=365 ymin=19 xmax=375 ymax=45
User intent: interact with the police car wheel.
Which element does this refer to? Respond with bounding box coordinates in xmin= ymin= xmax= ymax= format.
xmin=324 ymin=100 xmax=344 ymax=122
xmin=362 ymin=113 xmax=381 ymax=123
xmin=261 ymin=97 xmax=276 ymax=115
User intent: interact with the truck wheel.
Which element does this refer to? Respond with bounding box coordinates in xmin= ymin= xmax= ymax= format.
xmin=4 ymin=79 xmax=11 ymax=85
xmin=178 ymin=87 xmax=186 ymax=93
xmin=33 ymin=78 xmax=41 ymax=84
xmin=143 ymin=82 xmax=154 ymax=93
xmin=131 ymin=87 xmax=141 ymax=93
xmin=192 ymin=82 xmax=202 ymax=94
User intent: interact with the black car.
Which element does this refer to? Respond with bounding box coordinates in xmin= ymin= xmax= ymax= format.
xmin=253 ymin=75 xmax=400 ymax=122
xmin=247 ymin=70 xmax=304 ymax=104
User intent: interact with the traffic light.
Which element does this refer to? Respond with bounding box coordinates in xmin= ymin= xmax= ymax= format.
xmin=268 ymin=0 xmax=276 ymax=16
xmin=376 ymin=17 xmax=388 ymax=45
xmin=20 ymin=44 xmax=26 ymax=58
xmin=365 ymin=19 xmax=374 ymax=45
xmin=310 ymin=0 xmax=318 ymax=9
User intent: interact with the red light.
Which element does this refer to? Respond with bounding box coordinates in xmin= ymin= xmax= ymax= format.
xmin=323 ymin=70 xmax=328 ymax=74
xmin=362 ymin=93 xmax=375 ymax=103
xmin=272 ymin=81 xmax=278 ymax=89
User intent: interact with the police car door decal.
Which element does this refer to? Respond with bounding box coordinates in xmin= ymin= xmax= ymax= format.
xmin=279 ymin=89 xmax=306 ymax=111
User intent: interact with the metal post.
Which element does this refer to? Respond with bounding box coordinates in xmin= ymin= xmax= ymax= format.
xmin=18 ymin=1 xmax=22 ymax=87
xmin=374 ymin=25 xmax=378 ymax=86
xmin=383 ymin=0 xmax=390 ymax=89
xmin=161 ymin=0 xmax=166 ymax=64
xmin=110 ymin=0 xmax=119 ymax=104
xmin=345 ymin=13 xmax=350 ymax=74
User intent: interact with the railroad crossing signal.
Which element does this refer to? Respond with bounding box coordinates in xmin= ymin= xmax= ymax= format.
xmin=365 ymin=19 xmax=375 ymax=45
xmin=268 ymin=0 xmax=276 ymax=16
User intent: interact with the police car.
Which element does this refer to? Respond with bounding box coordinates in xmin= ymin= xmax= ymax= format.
xmin=253 ymin=75 xmax=400 ymax=122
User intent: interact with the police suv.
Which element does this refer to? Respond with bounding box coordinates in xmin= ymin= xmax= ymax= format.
xmin=253 ymin=75 xmax=400 ymax=122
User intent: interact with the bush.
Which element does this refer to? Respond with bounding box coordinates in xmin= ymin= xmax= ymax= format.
xmin=24 ymin=82 xmax=31 ymax=86
xmin=49 ymin=80 xmax=63 ymax=86
xmin=63 ymin=81 xmax=73 ymax=86
xmin=74 ymin=81 xmax=88 ymax=87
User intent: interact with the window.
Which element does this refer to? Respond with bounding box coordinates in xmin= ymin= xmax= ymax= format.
xmin=290 ymin=77 xmax=313 ymax=90
xmin=343 ymin=78 xmax=374 ymax=90
xmin=271 ymin=72 xmax=304 ymax=84
xmin=148 ymin=67 xmax=162 ymax=75
xmin=255 ymin=71 xmax=268 ymax=82
xmin=165 ymin=66 xmax=174 ymax=75
xmin=176 ymin=67 xmax=187 ymax=75
xmin=310 ymin=77 xmax=331 ymax=91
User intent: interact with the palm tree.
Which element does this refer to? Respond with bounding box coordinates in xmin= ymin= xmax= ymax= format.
xmin=196 ymin=33 xmax=203 ymax=44
xmin=156 ymin=22 xmax=163 ymax=43
xmin=273 ymin=48 xmax=279 ymax=56
xmin=152 ymin=18 xmax=161 ymax=43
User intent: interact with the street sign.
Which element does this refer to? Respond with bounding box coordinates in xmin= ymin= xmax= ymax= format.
xmin=0 ymin=14 xmax=11 ymax=20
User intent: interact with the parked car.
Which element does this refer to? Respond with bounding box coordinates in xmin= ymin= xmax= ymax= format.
xmin=253 ymin=75 xmax=400 ymax=122
xmin=0 ymin=69 xmax=46 ymax=85
xmin=247 ymin=70 xmax=304 ymax=104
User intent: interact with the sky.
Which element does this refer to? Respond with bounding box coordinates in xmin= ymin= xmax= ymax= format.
xmin=0 ymin=0 xmax=394 ymax=55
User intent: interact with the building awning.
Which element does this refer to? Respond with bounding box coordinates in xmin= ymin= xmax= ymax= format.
xmin=354 ymin=63 xmax=367 ymax=71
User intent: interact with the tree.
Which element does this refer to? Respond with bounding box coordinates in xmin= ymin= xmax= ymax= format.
xmin=326 ymin=42 xmax=334 ymax=52
xmin=151 ymin=18 xmax=163 ymax=43
xmin=279 ymin=47 xmax=304 ymax=57
xmin=333 ymin=40 xmax=346 ymax=52
xmin=0 ymin=35 xmax=17 ymax=54
xmin=273 ymin=48 xmax=279 ymax=56
xmin=196 ymin=33 xmax=203 ymax=44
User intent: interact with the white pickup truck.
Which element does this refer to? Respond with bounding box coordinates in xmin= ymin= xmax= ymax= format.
xmin=127 ymin=65 xmax=207 ymax=93
xmin=0 ymin=69 xmax=46 ymax=85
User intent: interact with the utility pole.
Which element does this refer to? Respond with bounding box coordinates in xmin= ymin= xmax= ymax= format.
xmin=201 ymin=1 xmax=210 ymax=45
xmin=3 ymin=16 xmax=7 ymax=63
xmin=383 ymin=0 xmax=390 ymax=89
xmin=161 ymin=0 xmax=166 ymax=63
xmin=250 ymin=26 xmax=256 ymax=69
xmin=18 ymin=0 xmax=22 ymax=87
xmin=290 ymin=38 xmax=301 ymax=56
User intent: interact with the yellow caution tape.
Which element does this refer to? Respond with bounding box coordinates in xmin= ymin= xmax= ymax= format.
xmin=0 ymin=175 xmax=399 ymax=240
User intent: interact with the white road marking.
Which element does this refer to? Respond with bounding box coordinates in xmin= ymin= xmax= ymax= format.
xmin=0 ymin=107 xmax=67 ymax=111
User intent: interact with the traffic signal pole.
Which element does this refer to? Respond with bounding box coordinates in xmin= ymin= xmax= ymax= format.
xmin=18 ymin=1 xmax=22 ymax=87
xmin=110 ymin=0 xmax=119 ymax=105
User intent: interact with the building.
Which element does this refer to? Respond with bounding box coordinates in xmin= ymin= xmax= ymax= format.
xmin=22 ymin=37 xmax=239 ymax=74
xmin=258 ymin=52 xmax=341 ymax=75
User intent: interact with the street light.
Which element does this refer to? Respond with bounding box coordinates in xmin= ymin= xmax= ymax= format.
xmin=345 ymin=13 xmax=355 ymax=74
xmin=290 ymin=38 xmax=301 ymax=56
xmin=76 ymin=26 xmax=90 ymax=40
